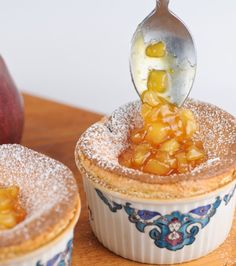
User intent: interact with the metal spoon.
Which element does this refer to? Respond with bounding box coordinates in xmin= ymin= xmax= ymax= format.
xmin=130 ymin=0 xmax=196 ymax=106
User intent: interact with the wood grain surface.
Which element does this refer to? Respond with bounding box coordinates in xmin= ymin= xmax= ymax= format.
xmin=22 ymin=94 xmax=236 ymax=266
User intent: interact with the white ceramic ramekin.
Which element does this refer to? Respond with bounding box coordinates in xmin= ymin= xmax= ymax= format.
xmin=0 ymin=198 xmax=81 ymax=266
xmin=82 ymin=175 xmax=236 ymax=264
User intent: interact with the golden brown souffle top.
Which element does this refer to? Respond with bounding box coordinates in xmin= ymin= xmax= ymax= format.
xmin=75 ymin=99 xmax=236 ymax=200
xmin=0 ymin=144 xmax=79 ymax=261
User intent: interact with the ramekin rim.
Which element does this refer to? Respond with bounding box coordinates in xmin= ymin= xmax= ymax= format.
xmin=85 ymin=176 xmax=236 ymax=205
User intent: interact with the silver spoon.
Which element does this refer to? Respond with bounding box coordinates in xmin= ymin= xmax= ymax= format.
xmin=130 ymin=0 xmax=196 ymax=107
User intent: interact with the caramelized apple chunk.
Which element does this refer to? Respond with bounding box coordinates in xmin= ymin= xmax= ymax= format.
xmin=186 ymin=146 xmax=205 ymax=161
xmin=180 ymin=109 xmax=199 ymax=138
xmin=147 ymin=70 xmax=169 ymax=93
xmin=142 ymin=90 xmax=162 ymax=107
xmin=146 ymin=42 xmax=166 ymax=58
xmin=0 ymin=186 xmax=26 ymax=230
xmin=130 ymin=128 xmax=146 ymax=144
xmin=119 ymin=90 xmax=207 ymax=176
xmin=176 ymin=152 xmax=190 ymax=173
xmin=160 ymin=139 xmax=180 ymax=154
xmin=132 ymin=144 xmax=151 ymax=166
xmin=145 ymin=122 xmax=170 ymax=145
xmin=144 ymin=159 xmax=171 ymax=176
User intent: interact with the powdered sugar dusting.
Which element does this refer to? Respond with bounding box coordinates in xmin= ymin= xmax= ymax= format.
xmin=184 ymin=99 xmax=236 ymax=158
xmin=0 ymin=144 xmax=78 ymax=246
xmin=78 ymin=99 xmax=236 ymax=183
xmin=80 ymin=101 xmax=142 ymax=169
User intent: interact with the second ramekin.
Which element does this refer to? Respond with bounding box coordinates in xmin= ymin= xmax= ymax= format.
xmin=1 ymin=197 xmax=81 ymax=266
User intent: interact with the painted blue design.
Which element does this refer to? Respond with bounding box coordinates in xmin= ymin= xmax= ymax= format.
xmin=223 ymin=185 xmax=236 ymax=205
xmin=124 ymin=197 xmax=221 ymax=251
xmin=95 ymin=189 xmax=222 ymax=251
xmin=36 ymin=239 xmax=73 ymax=266
xmin=95 ymin=189 xmax=122 ymax=212
xmin=137 ymin=209 xmax=161 ymax=220
xmin=189 ymin=205 xmax=211 ymax=216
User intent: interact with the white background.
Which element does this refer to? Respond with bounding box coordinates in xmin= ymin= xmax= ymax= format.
xmin=0 ymin=0 xmax=235 ymax=115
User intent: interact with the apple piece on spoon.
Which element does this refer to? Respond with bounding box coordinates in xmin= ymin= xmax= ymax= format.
xmin=130 ymin=0 xmax=196 ymax=107
xmin=0 ymin=56 xmax=24 ymax=144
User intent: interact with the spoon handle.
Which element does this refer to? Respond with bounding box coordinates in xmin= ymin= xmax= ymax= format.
xmin=156 ymin=0 xmax=170 ymax=10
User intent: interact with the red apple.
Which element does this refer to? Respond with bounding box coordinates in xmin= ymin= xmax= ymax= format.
xmin=0 ymin=56 xmax=24 ymax=144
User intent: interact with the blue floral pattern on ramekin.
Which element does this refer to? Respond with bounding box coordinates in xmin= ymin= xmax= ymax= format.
xmin=95 ymin=189 xmax=122 ymax=212
xmin=36 ymin=239 xmax=73 ymax=266
xmin=95 ymin=184 xmax=236 ymax=251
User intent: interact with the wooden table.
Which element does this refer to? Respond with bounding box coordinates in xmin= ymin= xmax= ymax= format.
xmin=22 ymin=94 xmax=236 ymax=266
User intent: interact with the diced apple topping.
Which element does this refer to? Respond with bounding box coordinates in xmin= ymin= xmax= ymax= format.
xmin=142 ymin=90 xmax=162 ymax=107
xmin=180 ymin=109 xmax=199 ymax=138
xmin=118 ymin=148 xmax=133 ymax=168
xmin=156 ymin=151 xmax=177 ymax=169
xmin=130 ymin=128 xmax=146 ymax=144
xmin=0 ymin=186 xmax=26 ymax=230
xmin=159 ymin=103 xmax=176 ymax=117
xmin=160 ymin=139 xmax=180 ymax=154
xmin=186 ymin=146 xmax=205 ymax=161
xmin=145 ymin=122 xmax=170 ymax=145
xmin=147 ymin=70 xmax=169 ymax=93
xmin=132 ymin=144 xmax=151 ymax=166
xmin=141 ymin=103 xmax=153 ymax=120
xmin=119 ymin=90 xmax=206 ymax=176
xmin=176 ymin=152 xmax=189 ymax=173
xmin=144 ymin=159 xmax=170 ymax=176
xmin=146 ymin=42 xmax=166 ymax=58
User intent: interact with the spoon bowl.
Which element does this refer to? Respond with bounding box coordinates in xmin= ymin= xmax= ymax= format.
xmin=130 ymin=0 xmax=196 ymax=106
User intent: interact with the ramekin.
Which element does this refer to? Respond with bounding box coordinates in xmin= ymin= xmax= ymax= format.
xmin=0 ymin=197 xmax=81 ymax=266
xmin=82 ymin=174 xmax=235 ymax=264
